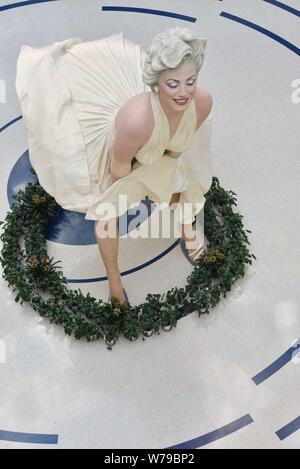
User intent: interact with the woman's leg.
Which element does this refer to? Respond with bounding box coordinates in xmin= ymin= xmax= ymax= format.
xmin=181 ymin=221 xmax=205 ymax=261
xmin=169 ymin=192 xmax=201 ymax=262
xmin=94 ymin=218 xmax=126 ymax=303
xmin=169 ymin=191 xmax=181 ymax=209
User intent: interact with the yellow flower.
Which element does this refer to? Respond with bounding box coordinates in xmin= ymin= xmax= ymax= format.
xmin=201 ymin=249 xmax=224 ymax=264
xmin=32 ymin=194 xmax=46 ymax=205
xmin=27 ymin=256 xmax=39 ymax=268
xmin=112 ymin=306 xmax=122 ymax=317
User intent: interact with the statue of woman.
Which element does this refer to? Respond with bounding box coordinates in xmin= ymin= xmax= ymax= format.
xmin=16 ymin=27 xmax=213 ymax=304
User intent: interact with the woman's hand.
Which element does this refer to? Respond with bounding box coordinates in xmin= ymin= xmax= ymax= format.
xmin=110 ymin=174 xmax=120 ymax=184
xmin=109 ymin=159 xmax=131 ymax=183
xmin=110 ymin=172 xmax=129 ymax=184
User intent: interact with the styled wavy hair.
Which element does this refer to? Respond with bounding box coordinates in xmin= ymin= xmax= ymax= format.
xmin=142 ymin=27 xmax=207 ymax=92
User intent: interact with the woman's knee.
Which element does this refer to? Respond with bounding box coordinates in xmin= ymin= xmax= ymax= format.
xmin=169 ymin=192 xmax=181 ymax=207
xmin=94 ymin=218 xmax=118 ymax=239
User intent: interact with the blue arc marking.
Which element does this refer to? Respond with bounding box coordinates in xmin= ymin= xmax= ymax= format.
xmin=220 ymin=11 xmax=300 ymax=56
xmin=102 ymin=6 xmax=197 ymax=23
xmin=167 ymin=414 xmax=254 ymax=449
xmin=0 ymin=429 xmax=58 ymax=444
xmin=276 ymin=416 xmax=300 ymax=441
xmin=263 ymin=0 xmax=300 ymax=18
xmin=252 ymin=340 xmax=300 ymax=385
xmin=67 ymin=239 xmax=179 ymax=283
xmin=0 ymin=0 xmax=59 ymax=13
xmin=0 ymin=116 xmax=22 ymax=134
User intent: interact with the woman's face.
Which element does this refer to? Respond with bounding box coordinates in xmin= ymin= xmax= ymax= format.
xmin=157 ymin=61 xmax=198 ymax=112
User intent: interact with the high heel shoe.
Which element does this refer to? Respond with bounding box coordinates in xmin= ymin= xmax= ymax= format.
xmin=179 ymin=215 xmax=204 ymax=266
xmin=179 ymin=237 xmax=204 ymax=266
xmin=109 ymin=287 xmax=130 ymax=305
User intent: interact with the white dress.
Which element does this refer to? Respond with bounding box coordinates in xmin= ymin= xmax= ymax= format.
xmin=15 ymin=32 xmax=213 ymax=224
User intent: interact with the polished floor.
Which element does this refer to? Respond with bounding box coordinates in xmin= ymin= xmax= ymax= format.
xmin=0 ymin=0 xmax=300 ymax=449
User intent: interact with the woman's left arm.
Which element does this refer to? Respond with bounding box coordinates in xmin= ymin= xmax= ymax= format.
xmin=194 ymin=88 xmax=213 ymax=131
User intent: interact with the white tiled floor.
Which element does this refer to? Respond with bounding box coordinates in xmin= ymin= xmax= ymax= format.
xmin=0 ymin=0 xmax=299 ymax=449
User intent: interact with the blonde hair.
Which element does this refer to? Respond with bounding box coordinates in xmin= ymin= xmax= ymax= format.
xmin=142 ymin=27 xmax=207 ymax=92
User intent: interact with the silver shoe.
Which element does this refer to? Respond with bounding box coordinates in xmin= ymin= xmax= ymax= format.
xmin=109 ymin=287 xmax=130 ymax=305
xmin=179 ymin=237 xmax=204 ymax=266
xmin=179 ymin=215 xmax=204 ymax=266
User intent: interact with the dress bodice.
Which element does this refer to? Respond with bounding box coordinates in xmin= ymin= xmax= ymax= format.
xmin=109 ymin=91 xmax=198 ymax=166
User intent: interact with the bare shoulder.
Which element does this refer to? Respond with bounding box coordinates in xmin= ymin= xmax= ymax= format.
xmin=114 ymin=92 xmax=154 ymax=145
xmin=193 ymin=87 xmax=213 ymax=130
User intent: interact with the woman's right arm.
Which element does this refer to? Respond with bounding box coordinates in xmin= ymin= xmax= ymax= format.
xmin=109 ymin=105 xmax=149 ymax=183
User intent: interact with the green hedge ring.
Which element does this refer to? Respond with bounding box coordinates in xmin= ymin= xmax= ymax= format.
xmin=0 ymin=176 xmax=256 ymax=349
